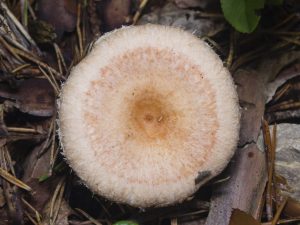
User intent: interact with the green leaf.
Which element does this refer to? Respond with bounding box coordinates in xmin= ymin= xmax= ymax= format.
xmin=38 ymin=174 xmax=50 ymax=182
xmin=113 ymin=221 xmax=139 ymax=225
xmin=221 ymin=0 xmax=265 ymax=33
xmin=266 ymin=0 xmax=284 ymax=5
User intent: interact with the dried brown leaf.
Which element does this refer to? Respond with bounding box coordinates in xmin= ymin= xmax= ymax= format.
xmin=284 ymin=198 xmax=300 ymax=218
xmin=229 ymin=209 xmax=261 ymax=225
xmin=37 ymin=0 xmax=77 ymax=37
xmin=0 ymin=78 xmax=55 ymax=117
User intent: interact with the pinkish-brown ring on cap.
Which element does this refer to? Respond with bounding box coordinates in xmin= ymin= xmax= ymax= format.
xmin=59 ymin=24 xmax=240 ymax=207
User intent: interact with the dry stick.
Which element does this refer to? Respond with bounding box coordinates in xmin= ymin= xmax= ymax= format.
xmin=272 ymin=84 xmax=291 ymax=103
xmin=47 ymin=66 xmax=61 ymax=90
xmin=75 ymin=208 xmax=103 ymax=225
xmin=20 ymin=0 xmax=28 ymax=27
xmin=201 ymin=36 xmax=225 ymax=54
xmin=7 ymin=127 xmax=38 ymax=133
xmin=22 ymin=198 xmax=42 ymax=224
xmin=24 ymin=211 xmax=39 ymax=225
xmin=262 ymin=217 xmax=300 ymax=225
xmin=12 ymin=47 xmax=63 ymax=80
xmin=272 ymin=13 xmax=299 ymax=30
xmin=49 ymin=177 xmax=66 ymax=225
xmin=52 ymin=182 xmax=65 ymax=225
xmin=38 ymin=66 xmax=60 ymax=96
xmin=53 ymin=43 xmax=67 ymax=74
xmin=76 ymin=2 xmax=83 ymax=58
xmin=262 ymin=119 xmax=273 ymax=221
xmin=49 ymin=116 xmax=57 ymax=175
xmin=271 ymin=124 xmax=277 ymax=211
xmin=54 ymin=45 xmax=62 ymax=74
xmin=0 ymin=167 xmax=32 ymax=191
xmin=0 ymin=35 xmax=23 ymax=62
xmin=82 ymin=4 xmax=87 ymax=51
xmin=132 ymin=0 xmax=149 ymax=25
xmin=11 ymin=63 xmax=30 ymax=73
xmin=264 ymin=31 xmax=300 ymax=36
xmin=172 ymin=209 xmax=208 ymax=218
xmin=1 ymin=31 xmax=36 ymax=56
xmin=279 ymin=36 xmax=300 ymax=46
xmin=271 ymin=197 xmax=288 ymax=225
xmin=231 ymin=46 xmax=266 ymax=72
xmin=27 ymin=0 xmax=36 ymax=21
xmin=267 ymin=101 xmax=300 ymax=112
xmin=226 ymin=30 xmax=234 ymax=68
xmin=37 ymin=119 xmax=55 ymax=157
xmin=0 ymin=1 xmax=38 ymax=49
xmin=3 ymin=146 xmax=16 ymax=177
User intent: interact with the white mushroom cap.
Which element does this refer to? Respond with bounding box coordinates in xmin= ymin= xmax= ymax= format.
xmin=59 ymin=24 xmax=240 ymax=207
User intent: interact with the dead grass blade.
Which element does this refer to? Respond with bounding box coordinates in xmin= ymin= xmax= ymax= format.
xmin=0 ymin=167 xmax=32 ymax=191
xmin=75 ymin=208 xmax=103 ymax=225
xmin=22 ymin=198 xmax=42 ymax=225
xmin=262 ymin=119 xmax=276 ymax=221
xmin=132 ymin=0 xmax=148 ymax=25
xmin=49 ymin=177 xmax=66 ymax=225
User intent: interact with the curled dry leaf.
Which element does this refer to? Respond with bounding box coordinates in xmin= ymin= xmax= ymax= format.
xmin=37 ymin=0 xmax=77 ymax=37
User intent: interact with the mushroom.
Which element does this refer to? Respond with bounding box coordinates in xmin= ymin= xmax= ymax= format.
xmin=59 ymin=24 xmax=240 ymax=207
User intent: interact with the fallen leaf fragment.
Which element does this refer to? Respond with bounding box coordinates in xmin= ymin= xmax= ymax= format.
xmin=284 ymin=197 xmax=300 ymax=218
xmin=229 ymin=209 xmax=261 ymax=225
xmin=0 ymin=78 xmax=55 ymax=117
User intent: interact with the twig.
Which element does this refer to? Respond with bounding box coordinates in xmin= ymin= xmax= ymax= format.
xmin=7 ymin=127 xmax=38 ymax=133
xmin=132 ymin=0 xmax=148 ymax=25
xmin=11 ymin=63 xmax=30 ymax=73
xmin=271 ymin=197 xmax=288 ymax=225
xmin=262 ymin=119 xmax=276 ymax=221
xmin=38 ymin=66 xmax=60 ymax=96
xmin=24 ymin=210 xmax=39 ymax=225
xmin=49 ymin=177 xmax=66 ymax=225
xmin=22 ymin=198 xmax=42 ymax=224
xmin=75 ymin=208 xmax=103 ymax=225
xmin=267 ymin=101 xmax=300 ymax=112
xmin=0 ymin=167 xmax=31 ymax=191
xmin=226 ymin=30 xmax=235 ymax=68
xmin=76 ymin=2 xmax=83 ymax=57
xmin=53 ymin=43 xmax=67 ymax=74
xmin=49 ymin=115 xmax=57 ymax=174
xmin=20 ymin=0 xmax=28 ymax=27
xmin=0 ymin=35 xmax=23 ymax=62
xmin=0 ymin=1 xmax=39 ymax=50
xmin=13 ymin=47 xmax=63 ymax=79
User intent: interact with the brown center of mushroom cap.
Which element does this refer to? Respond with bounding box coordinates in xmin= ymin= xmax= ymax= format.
xmin=131 ymin=93 xmax=176 ymax=140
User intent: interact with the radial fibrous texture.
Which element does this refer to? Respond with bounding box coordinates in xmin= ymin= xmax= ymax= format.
xmin=59 ymin=24 xmax=240 ymax=207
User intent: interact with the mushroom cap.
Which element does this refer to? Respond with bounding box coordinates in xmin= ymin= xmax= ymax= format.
xmin=59 ymin=24 xmax=240 ymax=207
